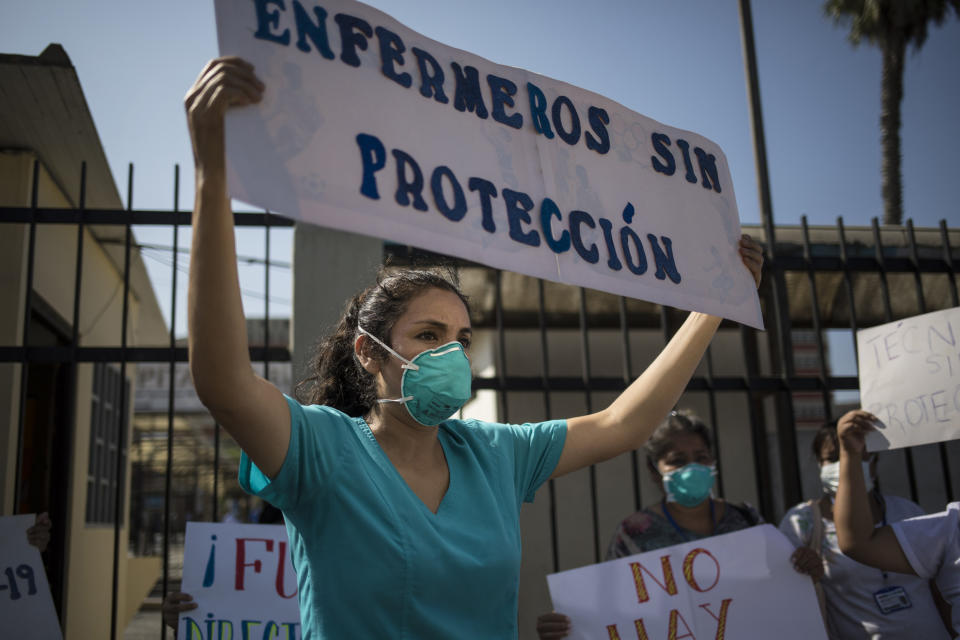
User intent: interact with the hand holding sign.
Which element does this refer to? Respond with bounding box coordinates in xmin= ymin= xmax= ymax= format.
xmin=185 ymin=57 xmax=265 ymax=171
xmin=0 ymin=514 xmax=63 ymax=640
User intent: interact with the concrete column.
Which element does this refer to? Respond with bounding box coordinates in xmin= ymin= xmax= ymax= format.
xmin=291 ymin=224 xmax=383 ymax=391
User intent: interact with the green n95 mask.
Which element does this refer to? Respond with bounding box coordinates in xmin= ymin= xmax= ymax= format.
xmin=358 ymin=326 xmax=472 ymax=426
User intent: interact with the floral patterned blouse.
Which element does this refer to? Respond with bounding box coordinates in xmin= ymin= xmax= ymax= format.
xmin=605 ymin=500 xmax=763 ymax=559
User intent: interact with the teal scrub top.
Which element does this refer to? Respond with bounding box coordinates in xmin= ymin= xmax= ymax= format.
xmin=239 ymin=396 xmax=567 ymax=639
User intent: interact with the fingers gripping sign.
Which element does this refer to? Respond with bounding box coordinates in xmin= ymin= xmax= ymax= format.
xmin=837 ymin=410 xmax=879 ymax=457
xmin=162 ymin=591 xmax=198 ymax=631
xmin=185 ymin=56 xmax=265 ymax=168
xmin=790 ymin=546 xmax=825 ymax=581
xmin=738 ymin=234 xmax=764 ymax=289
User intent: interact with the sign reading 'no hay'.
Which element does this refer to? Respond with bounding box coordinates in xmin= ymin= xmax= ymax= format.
xmin=215 ymin=0 xmax=763 ymax=329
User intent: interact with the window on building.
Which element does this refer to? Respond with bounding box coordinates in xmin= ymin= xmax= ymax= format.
xmin=87 ymin=363 xmax=129 ymax=524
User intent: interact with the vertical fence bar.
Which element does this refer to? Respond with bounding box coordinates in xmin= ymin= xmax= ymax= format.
xmin=703 ymin=346 xmax=724 ymax=498
xmin=740 ymin=323 xmax=773 ymax=517
xmin=871 ymin=218 xmax=919 ymax=502
xmin=906 ymin=220 xmax=928 ymax=314
xmin=494 ymin=270 xmax=508 ymax=421
xmin=537 ymin=281 xmax=560 ymax=573
xmin=71 ymin=162 xmax=87 ymax=373
xmin=58 ymin=162 xmax=87 ymax=622
xmin=942 ymin=221 xmax=959 ymax=307
xmin=836 ymin=218 xmax=860 ymax=367
xmin=800 ymin=216 xmax=833 ymax=421
xmin=906 ymin=221 xmax=953 ymax=503
xmin=767 ymin=247 xmax=802 ymax=514
xmin=740 ymin=0 xmax=802 ymax=513
xmin=942 ymin=220 xmax=960 ymax=500
xmin=161 ymin=165 xmax=181 ymax=639
xmin=263 ymin=211 xmax=271 ymax=382
xmin=618 ymin=297 xmax=641 ymax=512
xmin=577 ymin=288 xmax=600 ymax=563
xmin=110 ymin=163 xmax=134 ymax=640
xmin=13 ymin=159 xmax=40 ymax=513
xmin=212 ymin=424 xmax=221 ymax=521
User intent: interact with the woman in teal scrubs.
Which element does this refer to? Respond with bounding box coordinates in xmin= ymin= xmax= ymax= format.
xmin=184 ymin=57 xmax=764 ymax=639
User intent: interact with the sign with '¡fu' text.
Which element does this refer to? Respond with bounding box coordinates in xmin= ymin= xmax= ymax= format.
xmin=547 ymin=524 xmax=826 ymax=640
xmin=858 ymin=306 xmax=960 ymax=451
xmin=179 ymin=522 xmax=300 ymax=640
xmin=213 ymin=0 xmax=763 ymax=329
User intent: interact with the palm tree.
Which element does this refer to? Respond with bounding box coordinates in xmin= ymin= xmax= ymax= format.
xmin=824 ymin=0 xmax=960 ymax=225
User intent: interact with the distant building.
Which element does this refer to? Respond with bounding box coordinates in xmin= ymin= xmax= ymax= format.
xmin=130 ymin=318 xmax=291 ymax=551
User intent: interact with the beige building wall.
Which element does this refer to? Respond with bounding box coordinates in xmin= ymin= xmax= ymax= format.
xmin=0 ymin=151 xmax=70 ymax=514
xmin=0 ymin=151 xmax=164 ymax=638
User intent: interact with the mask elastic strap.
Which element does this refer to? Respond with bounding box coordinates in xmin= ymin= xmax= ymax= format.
xmin=357 ymin=326 xmax=419 ymax=371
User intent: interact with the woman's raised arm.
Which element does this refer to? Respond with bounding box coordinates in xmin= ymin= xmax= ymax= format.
xmin=834 ymin=410 xmax=915 ymax=575
xmin=186 ymin=57 xmax=290 ymax=478
xmin=552 ymin=235 xmax=764 ymax=478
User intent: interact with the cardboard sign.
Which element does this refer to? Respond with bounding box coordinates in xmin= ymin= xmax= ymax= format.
xmin=547 ymin=525 xmax=826 ymax=639
xmin=178 ymin=522 xmax=300 ymax=640
xmin=858 ymin=306 xmax=960 ymax=451
xmin=0 ymin=515 xmax=63 ymax=640
xmin=213 ymin=0 xmax=763 ymax=329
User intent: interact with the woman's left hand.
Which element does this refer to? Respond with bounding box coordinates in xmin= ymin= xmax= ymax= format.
xmin=739 ymin=234 xmax=764 ymax=288
xmin=26 ymin=512 xmax=51 ymax=553
xmin=790 ymin=546 xmax=824 ymax=581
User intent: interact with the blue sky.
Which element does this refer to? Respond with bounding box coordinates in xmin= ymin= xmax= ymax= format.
xmin=2 ymin=0 xmax=959 ymax=334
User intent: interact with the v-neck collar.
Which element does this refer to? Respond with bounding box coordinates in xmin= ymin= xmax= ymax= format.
xmin=355 ymin=417 xmax=456 ymax=517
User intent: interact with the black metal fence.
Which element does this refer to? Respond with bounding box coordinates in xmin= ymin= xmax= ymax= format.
xmin=2 ymin=160 xmax=958 ymax=638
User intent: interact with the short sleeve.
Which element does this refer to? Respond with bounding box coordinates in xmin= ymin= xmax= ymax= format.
xmin=605 ymin=521 xmax=631 ymax=560
xmin=778 ymin=503 xmax=813 ymax=549
xmin=891 ymin=502 xmax=960 ymax=579
xmin=238 ymin=396 xmax=350 ymax=512
xmin=496 ymin=419 xmax=567 ymax=504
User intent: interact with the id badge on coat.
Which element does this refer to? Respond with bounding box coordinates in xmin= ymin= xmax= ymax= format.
xmin=873 ymin=585 xmax=912 ymax=614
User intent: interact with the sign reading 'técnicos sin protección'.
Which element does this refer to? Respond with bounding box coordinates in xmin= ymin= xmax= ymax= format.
xmin=858 ymin=306 xmax=960 ymax=451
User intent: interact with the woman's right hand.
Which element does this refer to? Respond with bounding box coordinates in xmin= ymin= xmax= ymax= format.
xmin=184 ymin=57 xmax=264 ymax=169
xmin=836 ymin=409 xmax=877 ymax=458
xmin=536 ymin=611 xmax=571 ymax=639
xmin=790 ymin=546 xmax=824 ymax=581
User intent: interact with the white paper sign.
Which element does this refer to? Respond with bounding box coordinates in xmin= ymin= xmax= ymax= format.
xmin=858 ymin=306 xmax=960 ymax=451
xmin=214 ymin=0 xmax=763 ymax=329
xmin=179 ymin=522 xmax=300 ymax=640
xmin=0 ymin=515 xmax=63 ymax=640
xmin=547 ymin=525 xmax=826 ymax=640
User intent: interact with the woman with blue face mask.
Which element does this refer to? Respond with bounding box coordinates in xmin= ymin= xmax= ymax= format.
xmin=778 ymin=414 xmax=952 ymax=639
xmin=185 ymin=58 xmax=765 ymax=640
xmin=605 ymin=410 xmax=763 ymax=556
xmin=537 ymin=411 xmax=762 ymax=639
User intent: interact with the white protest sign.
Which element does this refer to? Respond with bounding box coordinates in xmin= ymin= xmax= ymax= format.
xmin=858 ymin=306 xmax=960 ymax=451
xmin=214 ymin=0 xmax=763 ymax=329
xmin=0 ymin=515 xmax=63 ymax=640
xmin=179 ymin=522 xmax=300 ymax=640
xmin=547 ymin=525 xmax=826 ymax=640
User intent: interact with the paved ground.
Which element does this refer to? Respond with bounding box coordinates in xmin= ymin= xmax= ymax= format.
xmin=123 ymin=607 xmax=167 ymax=640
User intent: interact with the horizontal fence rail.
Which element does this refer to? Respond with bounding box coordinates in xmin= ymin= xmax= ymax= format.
xmin=1 ymin=160 xmax=957 ymax=639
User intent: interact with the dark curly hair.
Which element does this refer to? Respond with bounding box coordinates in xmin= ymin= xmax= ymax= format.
xmin=812 ymin=421 xmax=840 ymax=462
xmin=294 ymin=267 xmax=469 ymax=417
xmin=644 ymin=409 xmax=713 ymax=476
